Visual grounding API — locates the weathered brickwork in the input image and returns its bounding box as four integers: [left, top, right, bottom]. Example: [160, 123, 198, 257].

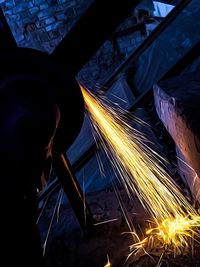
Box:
[0, 0, 92, 53]
[0, 0, 153, 87]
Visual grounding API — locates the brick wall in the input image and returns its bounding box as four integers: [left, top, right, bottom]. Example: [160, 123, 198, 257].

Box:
[0, 0, 92, 53]
[0, 0, 153, 87]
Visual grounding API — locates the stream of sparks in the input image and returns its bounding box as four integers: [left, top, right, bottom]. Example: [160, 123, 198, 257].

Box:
[80, 85, 200, 255]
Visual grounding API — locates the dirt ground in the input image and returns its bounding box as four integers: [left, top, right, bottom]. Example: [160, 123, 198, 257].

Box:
[38, 183, 200, 267]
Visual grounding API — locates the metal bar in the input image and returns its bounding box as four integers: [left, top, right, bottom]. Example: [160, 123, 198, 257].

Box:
[39, 40, 200, 204]
[38, 179, 61, 203]
[53, 153, 95, 235]
[52, 0, 141, 75]
[129, 40, 200, 111]
[0, 8, 17, 48]
[74, 42, 200, 186]
[112, 22, 146, 38]
[51, 0, 142, 233]
[104, 0, 191, 89]
[50, 0, 188, 234]
[42, 0, 191, 232]
[73, 40, 200, 173]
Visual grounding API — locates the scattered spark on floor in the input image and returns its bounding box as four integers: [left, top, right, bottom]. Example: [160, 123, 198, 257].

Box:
[42, 189, 63, 256]
[93, 218, 119, 226]
[57, 188, 64, 223]
[80, 85, 200, 259]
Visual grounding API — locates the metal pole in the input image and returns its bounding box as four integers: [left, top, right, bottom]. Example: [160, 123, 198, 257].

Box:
[53, 153, 95, 235]
[40, 40, 200, 206]
[52, 0, 141, 74]
[104, 0, 191, 89]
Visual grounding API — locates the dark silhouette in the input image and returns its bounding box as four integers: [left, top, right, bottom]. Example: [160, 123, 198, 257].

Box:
[0, 48, 84, 267]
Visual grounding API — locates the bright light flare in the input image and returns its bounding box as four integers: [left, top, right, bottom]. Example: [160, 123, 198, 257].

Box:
[80, 85, 200, 256]
[129, 215, 200, 258]
[104, 254, 111, 267]
[146, 215, 200, 252]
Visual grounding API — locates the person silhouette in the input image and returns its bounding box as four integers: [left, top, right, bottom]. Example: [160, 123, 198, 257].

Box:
[0, 48, 84, 266]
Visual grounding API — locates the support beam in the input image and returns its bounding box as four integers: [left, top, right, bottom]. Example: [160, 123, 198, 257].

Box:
[53, 154, 95, 235]
[104, 0, 191, 89]
[39, 35, 200, 207]
[52, 0, 141, 75]
[51, 0, 141, 233]
[130, 40, 200, 111]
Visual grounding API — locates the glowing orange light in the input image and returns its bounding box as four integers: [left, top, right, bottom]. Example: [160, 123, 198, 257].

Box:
[80, 85, 200, 255]
[104, 254, 111, 267]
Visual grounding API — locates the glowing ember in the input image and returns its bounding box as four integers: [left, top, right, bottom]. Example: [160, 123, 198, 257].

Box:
[104, 254, 111, 267]
[80, 85, 200, 257]
[129, 215, 200, 258]
[146, 215, 200, 252]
